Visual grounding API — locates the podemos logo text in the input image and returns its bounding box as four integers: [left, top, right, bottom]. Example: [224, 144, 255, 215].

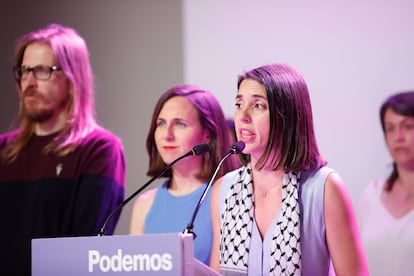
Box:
[88, 249, 173, 272]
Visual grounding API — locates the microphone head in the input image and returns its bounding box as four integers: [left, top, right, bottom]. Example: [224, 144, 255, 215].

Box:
[192, 143, 210, 156]
[231, 141, 245, 154]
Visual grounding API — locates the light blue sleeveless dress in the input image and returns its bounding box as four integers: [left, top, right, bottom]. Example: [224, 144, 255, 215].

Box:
[145, 180, 212, 265]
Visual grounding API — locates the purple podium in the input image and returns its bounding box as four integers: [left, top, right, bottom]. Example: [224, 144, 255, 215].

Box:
[32, 233, 219, 275]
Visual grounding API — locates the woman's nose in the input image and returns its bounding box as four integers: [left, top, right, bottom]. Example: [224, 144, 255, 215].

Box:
[395, 128, 405, 141]
[239, 108, 251, 123]
[164, 125, 174, 141]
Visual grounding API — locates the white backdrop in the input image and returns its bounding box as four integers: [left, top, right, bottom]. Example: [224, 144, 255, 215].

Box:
[0, 0, 413, 235]
[182, 0, 414, 204]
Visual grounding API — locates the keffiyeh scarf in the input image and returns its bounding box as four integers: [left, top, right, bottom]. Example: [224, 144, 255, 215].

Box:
[220, 164, 302, 275]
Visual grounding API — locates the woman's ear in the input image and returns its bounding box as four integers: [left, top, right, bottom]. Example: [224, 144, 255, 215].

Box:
[203, 129, 211, 143]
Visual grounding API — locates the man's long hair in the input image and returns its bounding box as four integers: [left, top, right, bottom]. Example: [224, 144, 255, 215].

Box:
[2, 23, 98, 162]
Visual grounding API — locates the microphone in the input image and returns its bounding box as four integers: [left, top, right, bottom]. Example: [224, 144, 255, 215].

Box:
[98, 142, 210, 236]
[182, 141, 245, 238]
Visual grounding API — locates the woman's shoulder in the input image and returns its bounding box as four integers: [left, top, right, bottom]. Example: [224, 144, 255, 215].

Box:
[359, 178, 386, 203]
[224, 166, 244, 178]
[136, 180, 170, 200]
[132, 186, 161, 217]
[136, 187, 158, 202]
[212, 166, 245, 201]
[300, 166, 336, 188]
[221, 166, 245, 187]
[364, 178, 386, 191]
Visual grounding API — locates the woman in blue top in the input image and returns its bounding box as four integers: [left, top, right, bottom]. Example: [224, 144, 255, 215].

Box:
[130, 85, 239, 265]
[210, 64, 369, 275]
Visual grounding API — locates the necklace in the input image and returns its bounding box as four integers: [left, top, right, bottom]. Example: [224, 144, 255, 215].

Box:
[253, 171, 284, 197]
[398, 180, 414, 201]
[259, 175, 284, 197]
[261, 184, 280, 197]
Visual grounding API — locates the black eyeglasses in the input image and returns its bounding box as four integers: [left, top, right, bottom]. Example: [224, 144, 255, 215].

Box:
[13, 65, 62, 81]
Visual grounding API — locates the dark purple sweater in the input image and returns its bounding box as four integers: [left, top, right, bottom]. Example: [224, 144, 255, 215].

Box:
[0, 128, 126, 275]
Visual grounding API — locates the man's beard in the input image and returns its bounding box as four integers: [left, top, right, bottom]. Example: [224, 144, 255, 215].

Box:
[26, 106, 56, 123]
[22, 88, 70, 123]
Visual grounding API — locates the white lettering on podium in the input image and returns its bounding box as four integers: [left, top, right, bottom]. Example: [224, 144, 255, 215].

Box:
[88, 249, 173, 272]
[162, 253, 173, 270]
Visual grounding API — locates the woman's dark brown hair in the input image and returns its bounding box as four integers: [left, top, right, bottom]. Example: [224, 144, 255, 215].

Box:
[146, 85, 238, 181]
[237, 64, 326, 172]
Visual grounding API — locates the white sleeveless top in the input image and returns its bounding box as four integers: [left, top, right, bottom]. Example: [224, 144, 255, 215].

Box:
[359, 179, 414, 276]
[219, 166, 336, 276]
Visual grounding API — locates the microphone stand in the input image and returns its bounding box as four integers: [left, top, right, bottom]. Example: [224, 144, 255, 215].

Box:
[99, 149, 197, 236]
[182, 150, 234, 239]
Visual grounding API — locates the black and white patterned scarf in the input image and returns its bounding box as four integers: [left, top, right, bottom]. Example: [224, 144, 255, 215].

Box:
[220, 163, 301, 275]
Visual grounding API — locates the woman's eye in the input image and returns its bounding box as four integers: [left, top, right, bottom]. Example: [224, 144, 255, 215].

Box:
[176, 121, 187, 128]
[385, 126, 394, 133]
[255, 103, 266, 109]
[156, 121, 166, 127]
[404, 123, 414, 130]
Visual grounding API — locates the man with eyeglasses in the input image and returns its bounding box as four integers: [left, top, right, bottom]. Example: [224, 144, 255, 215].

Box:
[0, 24, 126, 275]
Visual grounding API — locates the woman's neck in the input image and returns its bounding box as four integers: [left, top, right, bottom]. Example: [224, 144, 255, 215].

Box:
[168, 166, 205, 196]
[251, 165, 284, 191]
[396, 165, 414, 191]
